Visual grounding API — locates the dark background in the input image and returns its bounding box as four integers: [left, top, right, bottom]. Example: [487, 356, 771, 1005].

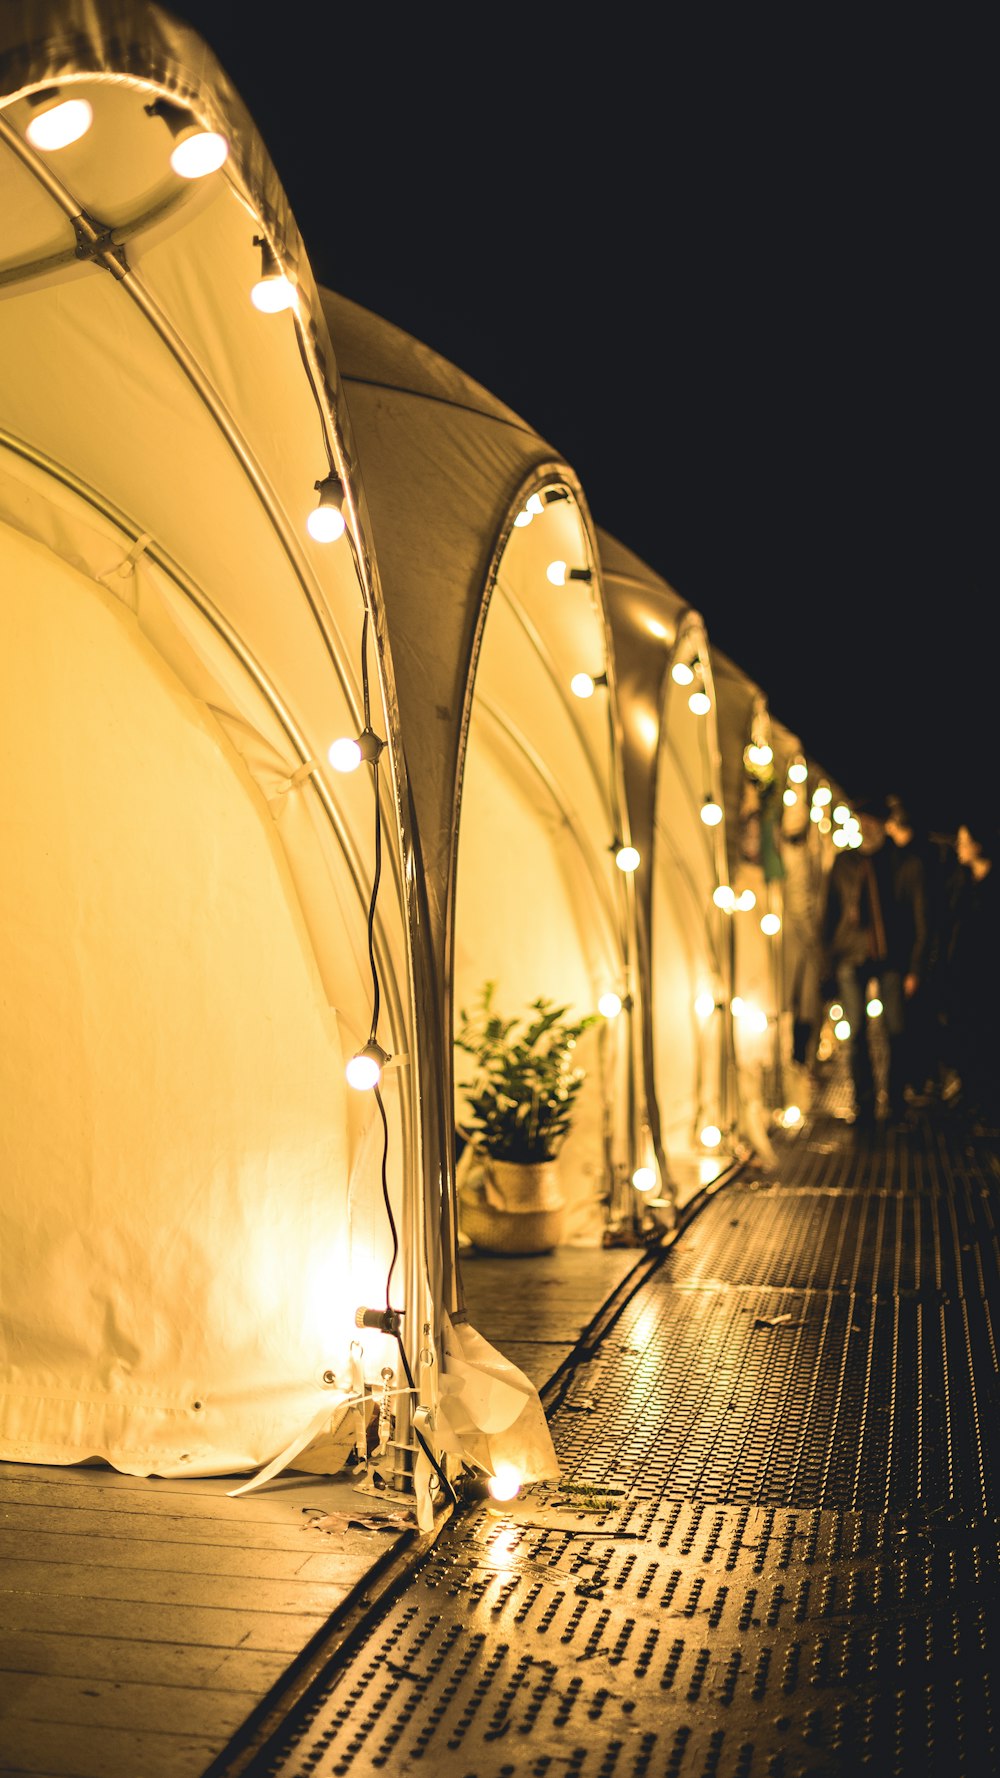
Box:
[175, 4, 992, 837]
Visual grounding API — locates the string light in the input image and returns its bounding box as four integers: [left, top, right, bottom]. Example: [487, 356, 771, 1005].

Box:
[614, 843, 640, 873]
[250, 236, 297, 312]
[694, 991, 716, 1019]
[700, 799, 723, 826]
[671, 660, 694, 685]
[307, 473, 346, 542]
[783, 789, 798, 807]
[832, 829, 848, 848]
[746, 1006, 769, 1034]
[834, 1019, 851, 1041]
[866, 997, 883, 1018]
[513, 508, 532, 528]
[346, 1040, 391, 1092]
[25, 93, 93, 150]
[526, 493, 545, 516]
[829, 1003, 844, 1021]
[487, 1462, 523, 1502]
[784, 1105, 803, 1127]
[700, 1125, 722, 1148]
[144, 97, 228, 178]
[328, 727, 385, 773]
[632, 1167, 656, 1192]
[598, 992, 623, 1018]
[813, 786, 832, 807]
[688, 689, 711, 716]
[731, 997, 745, 1017]
[713, 885, 736, 911]
[760, 913, 781, 936]
[833, 804, 851, 824]
[546, 560, 592, 585]
[735, 889, 757, 912]
[788, 761, 808, 784]
[744, 743, 773, 769]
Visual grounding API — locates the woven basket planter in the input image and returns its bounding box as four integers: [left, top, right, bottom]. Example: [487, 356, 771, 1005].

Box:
[462, 1157, 565, 1254]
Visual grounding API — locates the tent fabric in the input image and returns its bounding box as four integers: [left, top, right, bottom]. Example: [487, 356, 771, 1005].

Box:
[0, 1, 440, 1495]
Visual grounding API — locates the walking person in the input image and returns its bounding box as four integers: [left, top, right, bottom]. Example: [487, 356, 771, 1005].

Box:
[942, 817, 1000, 1133]
[820, 795, 927, 1132]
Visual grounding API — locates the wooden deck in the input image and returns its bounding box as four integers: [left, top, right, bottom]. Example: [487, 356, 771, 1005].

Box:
[0, 1460, 412, 1778]
[0, 1236, 662, 1777]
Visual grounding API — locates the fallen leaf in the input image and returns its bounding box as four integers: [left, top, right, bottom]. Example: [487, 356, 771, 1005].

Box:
[753, 1312, 795, 1328]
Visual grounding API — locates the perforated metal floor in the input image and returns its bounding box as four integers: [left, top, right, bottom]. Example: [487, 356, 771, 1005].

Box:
[220, 1108, 1000, 1777]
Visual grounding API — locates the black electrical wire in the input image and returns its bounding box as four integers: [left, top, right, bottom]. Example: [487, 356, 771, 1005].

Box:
[393, 1328, 459, 1506]
[366, 760, 382, 1043]
[373, 1083, 399, 1312]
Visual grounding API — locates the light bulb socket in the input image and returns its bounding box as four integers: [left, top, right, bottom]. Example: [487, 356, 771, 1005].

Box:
[355, 1305, 403, 1335]
[253, 233, 281, 280]
[356, 726, 385, 765]
[26, 86, 60, 108]
[567, 566, 592, 582]
[314, 472, 345, 512]
[144, 96, 194, 138]
[356, 1039, 391, 1071]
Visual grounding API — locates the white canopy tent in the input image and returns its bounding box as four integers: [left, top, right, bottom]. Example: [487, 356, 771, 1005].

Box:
[0, 0, 543, 1516]
[1, 0, 851, 1520]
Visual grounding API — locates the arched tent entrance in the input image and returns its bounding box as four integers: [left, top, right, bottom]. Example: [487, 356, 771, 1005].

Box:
[0, 2, 446, 1511]
[322, 296, 639, 1381]
[599, 532, 737, 1214]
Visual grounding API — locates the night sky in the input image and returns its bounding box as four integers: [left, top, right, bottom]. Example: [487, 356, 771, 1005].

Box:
[177, 5, 991, 836]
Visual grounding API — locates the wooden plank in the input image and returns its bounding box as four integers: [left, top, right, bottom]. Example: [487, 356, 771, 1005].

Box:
[0, 1469, 353, 1524]
[1, 1673, 259, 1736]
[0, 1629, 290, 1691]
[0, 1719, 219, 1778]
[2, 1591, 330, 1651]
[0, 1525, 386, 1585]
[0, 1499, 343, 1550]
[0, 1556, 349, 1615]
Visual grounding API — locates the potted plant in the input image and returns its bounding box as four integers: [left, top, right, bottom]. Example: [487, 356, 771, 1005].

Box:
[455, 983, 596, 1253]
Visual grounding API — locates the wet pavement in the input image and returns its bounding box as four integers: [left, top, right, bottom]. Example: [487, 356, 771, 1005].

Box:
[210, 1085, 1000, 1778]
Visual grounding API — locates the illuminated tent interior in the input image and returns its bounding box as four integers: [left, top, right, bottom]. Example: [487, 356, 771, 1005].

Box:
[0, 2, 451, 1502]
[599, 532, 737, 1211]
[322, 293, 639, 1253]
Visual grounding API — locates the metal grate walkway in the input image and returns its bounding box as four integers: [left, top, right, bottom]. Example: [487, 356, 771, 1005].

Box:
[217, 1107, 1000, 1778]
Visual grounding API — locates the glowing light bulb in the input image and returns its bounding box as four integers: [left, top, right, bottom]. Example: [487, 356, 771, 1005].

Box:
[784, 1104, 802, 1127]
[329, 737, 362, 773]
[866, 997, 883, 1018]
[671, 661, 694, 685]
[251, 273, 296, 313]
[736, 890, 757, 912]
[487, 1462, 523, 1502]
[647, 618, 669, 640]
[345, 1041, 390, 1091]
[307, 474, 346, 543]
[810, 806, 822, 824]
[632, 1167, 656, 1192]
[747, 1005, 769, 1034]
[526, 493, 545, 516]
[615, 846, 640, 872]
[513, 508, 532, 528]
[713, 885, 736, 911]
[819, 818, 832, 834]
[832, 829, 848, 848]
[788, 761, 808, 784]
[694, 991, 716, 1020]
[745, 743, 773, 769]
[829, 1004, 844, 1021]
[760, 913, 781, 936]
[848, 831, 863, 848]
[598, 992, 623, 1019]
[25, 97, 93, 150]
[170, 130, 228, 178]
[783, 789, 798, 806]
[834, 1019, 851, 1041]
[700, 1125, 722, 1149]
[571, 673, 596, 699]
[701, 800, 723, 826]
[688, 690, 711, 716]
[731, 997, 745, 1018]
[833, 804, 851, 824]
[546, 560, 568, 586]
[813, 786, 832, 806]
[756, 744, 773, 766]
